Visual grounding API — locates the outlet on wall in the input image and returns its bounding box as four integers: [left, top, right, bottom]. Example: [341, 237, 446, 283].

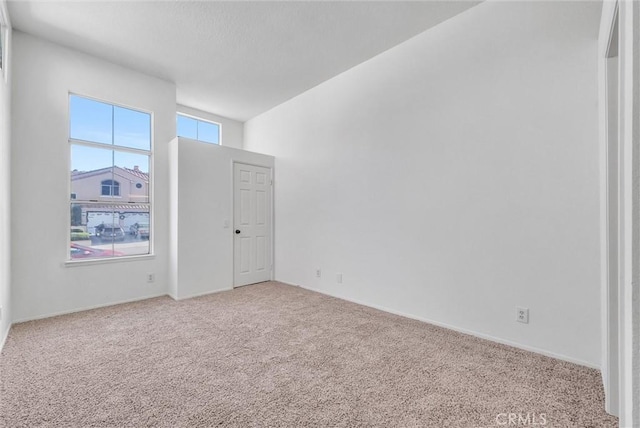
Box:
[147, 273, 155, 283]
[516, 307, 529, 324]
[316, 269, 321, 278]
[336, 273, 343, 284]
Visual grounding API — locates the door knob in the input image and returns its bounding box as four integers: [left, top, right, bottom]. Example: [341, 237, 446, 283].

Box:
[235, 230, 241, 234]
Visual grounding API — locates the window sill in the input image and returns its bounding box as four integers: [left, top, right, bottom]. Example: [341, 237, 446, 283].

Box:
[64, 254, 155, 268]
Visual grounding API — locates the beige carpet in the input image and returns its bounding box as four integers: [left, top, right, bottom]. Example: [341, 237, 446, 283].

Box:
[0, 282, 617, 427]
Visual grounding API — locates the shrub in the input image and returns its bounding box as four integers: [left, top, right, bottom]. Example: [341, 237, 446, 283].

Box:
[70, 232, 90, 241]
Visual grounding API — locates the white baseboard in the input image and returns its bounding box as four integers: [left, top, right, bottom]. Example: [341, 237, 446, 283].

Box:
[13, 292, 169, 324]
[13, 287, 235, 324]
[296, 283, 600, 370]
[0, 322, 11, 353]
[173, 287, 234, 301]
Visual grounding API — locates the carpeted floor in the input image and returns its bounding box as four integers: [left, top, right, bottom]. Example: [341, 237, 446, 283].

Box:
[0, 282, 617, 428]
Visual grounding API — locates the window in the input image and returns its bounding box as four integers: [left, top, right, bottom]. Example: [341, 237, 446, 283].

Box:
[69, 94, 152, 261]
[177, 114, 220, 144]
[101, 179, 120, 197]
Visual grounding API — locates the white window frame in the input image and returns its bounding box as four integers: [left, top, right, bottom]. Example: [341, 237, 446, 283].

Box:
[177, 113, 222, 145]
[66, 93, 154, 265]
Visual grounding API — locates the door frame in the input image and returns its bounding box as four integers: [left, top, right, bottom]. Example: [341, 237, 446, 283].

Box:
[598, 1, 640, 424]
[599, 0, 619, 416]
[231, 160, 274, 287]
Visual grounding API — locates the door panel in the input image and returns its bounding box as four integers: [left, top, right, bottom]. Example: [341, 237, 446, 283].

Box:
[239, 237, 251, 274]
[240, 189, 251, 225]
[233, 163, 272, 287]
[256, 191, 266, 225]
[256, 236, 266, 271]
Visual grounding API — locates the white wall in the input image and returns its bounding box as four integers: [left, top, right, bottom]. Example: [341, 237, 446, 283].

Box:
[245, 1, 602, 367]
[169, 137, 274, 299]
[11, 31, 175, 321]
[177, 105, 244, 150]
[0, 1, 12, 348]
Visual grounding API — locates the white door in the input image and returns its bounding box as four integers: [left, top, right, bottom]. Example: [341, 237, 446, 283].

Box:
[233, 163, 272, 287]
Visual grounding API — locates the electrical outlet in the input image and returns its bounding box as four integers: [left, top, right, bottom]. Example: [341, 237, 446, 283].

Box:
[516, 307, 529, 324]
[147, 273, 155, 283]
[336, 273, 343, 284]
[316, 269, 321, 278]
[0, 306, 2, 320]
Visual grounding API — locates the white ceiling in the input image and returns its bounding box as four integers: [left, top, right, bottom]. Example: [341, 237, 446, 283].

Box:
[8, 1, 480, 121]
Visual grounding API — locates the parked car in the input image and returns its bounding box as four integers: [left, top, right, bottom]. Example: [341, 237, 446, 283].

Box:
[96, 223, 125, 242]
[130, 222, 150, 239]
[70, 227, 90, 241]
[70, 243, 124, 259]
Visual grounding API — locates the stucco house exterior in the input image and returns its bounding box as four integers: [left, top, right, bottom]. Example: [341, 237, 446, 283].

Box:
[71, 166, 150, 231]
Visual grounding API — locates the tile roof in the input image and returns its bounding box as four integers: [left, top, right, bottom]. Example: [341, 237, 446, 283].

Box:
[123, 167, 149, 181]
[81, 204, 149, 211]
[71, 166, 149, 181]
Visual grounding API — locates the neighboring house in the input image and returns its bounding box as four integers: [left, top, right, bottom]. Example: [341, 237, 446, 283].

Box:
[71, 166, 150, 231]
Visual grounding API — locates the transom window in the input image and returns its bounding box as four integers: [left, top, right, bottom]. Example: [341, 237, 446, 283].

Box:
[69, 94, 152, 261]
[177, 114, 220, 144]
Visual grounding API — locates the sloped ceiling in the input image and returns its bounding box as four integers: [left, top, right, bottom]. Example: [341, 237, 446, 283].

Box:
[9, 1, 480, 121]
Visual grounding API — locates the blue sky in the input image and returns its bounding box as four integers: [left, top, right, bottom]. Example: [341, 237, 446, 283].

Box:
[71, 145, 149, 174]
[70, 95, 151, 172]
